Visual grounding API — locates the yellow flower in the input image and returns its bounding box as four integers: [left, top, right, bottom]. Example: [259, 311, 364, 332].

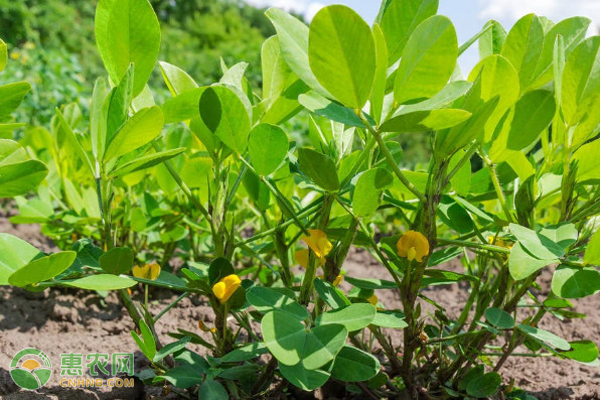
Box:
[396, 230, 429, 262]
[294, 249, 309, 269]
[212, 274, 241, 303]
[315, 274, 343, 286]
[10, 51, 19, 60]
[367, 294, 378, 306]
[302, 229, 333, 264]
[488, 236, 513, 249]
[332, 275, 343, 287]
[132, 263, 161, 280]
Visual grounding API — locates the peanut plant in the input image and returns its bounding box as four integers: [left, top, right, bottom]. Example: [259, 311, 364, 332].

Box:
[1, 0, 600, 399]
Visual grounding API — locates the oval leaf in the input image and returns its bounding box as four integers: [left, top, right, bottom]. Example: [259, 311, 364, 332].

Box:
[248, 124, 289, 176]
[261, 311, 306, 366]
[315, 303, 376, 332]
[394, 15, 458, 105]
[309, 5, 375, 109]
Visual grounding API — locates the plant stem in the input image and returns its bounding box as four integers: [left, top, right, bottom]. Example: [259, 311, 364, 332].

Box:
[358, 111, 426, 202]
[481, 152, 514, 223]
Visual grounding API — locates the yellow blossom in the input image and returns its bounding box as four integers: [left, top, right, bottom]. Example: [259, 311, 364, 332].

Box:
[332, 275, 343, 287]
[302, 229, 333, 264]
[488, 236, 513, 249]
[396, 230, 429, 262]
[212, 274, 241, 303]
[316, 274, 343, 286]
[367, 294, 378, 306]
[132, 263, 161, 280]
[294, 249, 309, 268]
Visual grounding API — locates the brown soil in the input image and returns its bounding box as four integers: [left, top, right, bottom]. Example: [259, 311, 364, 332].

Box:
[0, 220, 599, 399]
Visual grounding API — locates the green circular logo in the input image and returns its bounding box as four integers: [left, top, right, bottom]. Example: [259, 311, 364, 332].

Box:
[10, 348, 52, 390]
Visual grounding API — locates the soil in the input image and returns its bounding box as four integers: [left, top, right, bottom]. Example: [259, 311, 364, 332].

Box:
[0, 218, 599, 399]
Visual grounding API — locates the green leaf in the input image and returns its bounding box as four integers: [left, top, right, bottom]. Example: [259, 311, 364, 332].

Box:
[484, 307, 515, 329]
[315, 303, 376, 332]
[372, 311, 407, 328]
[308, 5, 375, 109]
[539, 223, 578, 250]
[279, 362, 330, 391]
[303, 324, 347, 370]
[297, 148, 339, 191]
[479, 20, 507, 59]
[153, 337, 190, 363]
[55, 109, 95, 177]
[466, 372, 502, 398]
[0, 159, 47, 198]
[561, 37, 600, 126]
[467, 54, 520, 143]
[573, 139, 600, 183]
[103, 65, 134, 157]
[0, 82, 31, 118]
[313, 278, 351, 309]
[132, 318, 156, 360]
[198, 379, 228, 400]
[108, 148, 185, 178]
[584, 230, 600, 265]
[95, 0, 161, 97]
[344, 276, 397, 290]
[394, 15, 458, 105]
[438, 195, 474, 234]
[159, 61, 198, 96]
[507, 90, 555, 151]
[380, 0, 438, 64]
[518, 324, 570, 351]
[530, 17, 590, 88]
[247, 286, 308, 320]
[551, 266, 600, 299]
[199, 86, 250, 155]
[216, 342, 267, 365]
[500, 14, 544, 91]
[560, 340, 599, 363]
[508, 242, 556, 281]
[353, 168, 393, 217]
[0, 38, 6, 72]
[298, 92, 365, 128]
[208, 257, 234, 286]
[371, 24, 387, 124]
[153, 366, 203, 389]
[509, 223, 565, 260]
[105, 106, 164, 161]
[99, 247, 134, 275]
[331, 346, 380, 382]
[248, 124, 288, 176]
[261, 36, 290, 100]
[448, 150, 471, 196]
[380, 109, 471, 133]
[63, 274, 136, 290]
[265, 8, 330, 98]
[9, 252, 76, 287]
[161, 87, 204, 124]
[261, 311, 306, 366]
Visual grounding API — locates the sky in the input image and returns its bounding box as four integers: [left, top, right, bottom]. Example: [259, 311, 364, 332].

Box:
[245, 0, 600, 74]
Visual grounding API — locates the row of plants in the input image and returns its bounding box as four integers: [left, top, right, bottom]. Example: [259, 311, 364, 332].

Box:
[1, 0, 600, 398]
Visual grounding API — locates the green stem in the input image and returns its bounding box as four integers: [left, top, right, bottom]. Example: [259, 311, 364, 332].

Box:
[154, 292, 190, 322]
[358, 112, 426, 202]
[237, 155, 310, 235]
[482, 152, 514, 223]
